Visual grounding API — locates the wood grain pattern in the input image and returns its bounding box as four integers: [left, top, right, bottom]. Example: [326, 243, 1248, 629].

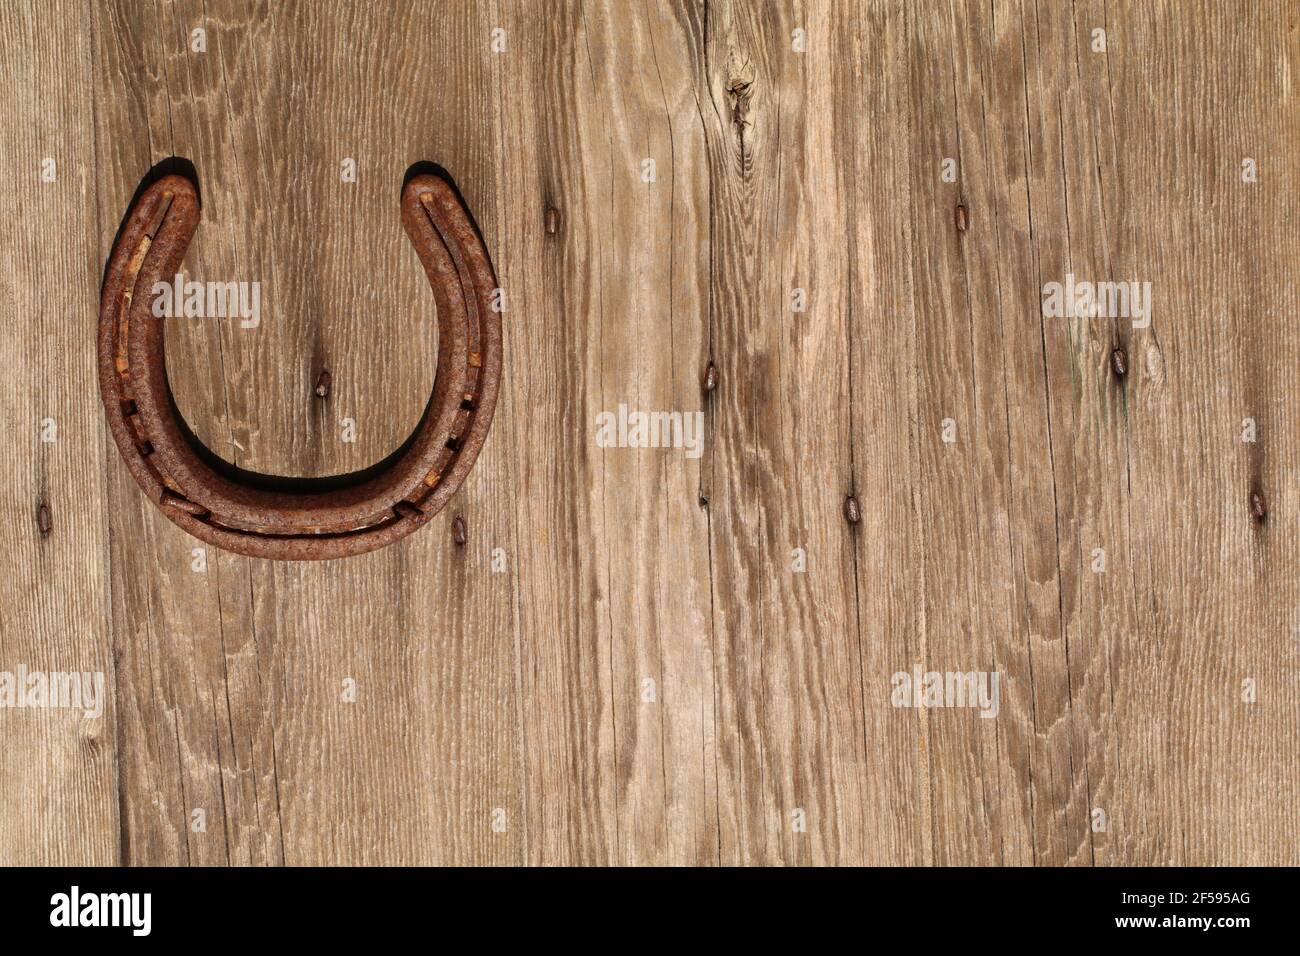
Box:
[0, 0, 1296, 865]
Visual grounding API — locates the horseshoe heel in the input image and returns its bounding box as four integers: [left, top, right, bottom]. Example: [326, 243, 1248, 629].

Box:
[98, 170, 502, 560]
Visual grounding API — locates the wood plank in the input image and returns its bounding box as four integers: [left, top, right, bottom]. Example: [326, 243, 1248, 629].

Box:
[0, 0, 117, 867]
[91, 0, 523, 865]
[0, 0, 1296, 866]
[698, 0, 871, 865]
[1097, 0, 1300, 864]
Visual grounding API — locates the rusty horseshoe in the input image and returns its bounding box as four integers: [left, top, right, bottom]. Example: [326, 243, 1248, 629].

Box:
[98, 168, 502, 561]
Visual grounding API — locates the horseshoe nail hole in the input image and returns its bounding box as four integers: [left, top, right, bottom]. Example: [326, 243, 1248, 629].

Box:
[121, 399, 139, 417]
[138, 441, 154, 457]
[459, 398, 476, 412]
[393, 500, 424, 521]
[446, 435, 462, 452]
[160, 489, 209, 516]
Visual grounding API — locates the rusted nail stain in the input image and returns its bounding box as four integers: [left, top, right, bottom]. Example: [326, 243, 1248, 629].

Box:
[1111, 347, 1128, 379]
[37, 501, 52, 536]
[314, 368, 332, 399]
[545, 207, 560, 236]
[843, 494, 862, 526]
[955, 203, 969, 233]
[703, 360, 719, 393]
[1250, 489, 1267, 523]
[452, 515, 467, 546]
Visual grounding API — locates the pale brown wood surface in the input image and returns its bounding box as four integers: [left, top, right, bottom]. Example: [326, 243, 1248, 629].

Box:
[1, 0, 1296, 865]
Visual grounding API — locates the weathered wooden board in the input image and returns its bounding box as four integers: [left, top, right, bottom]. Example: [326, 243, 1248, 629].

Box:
[1, 0, 1296, 866]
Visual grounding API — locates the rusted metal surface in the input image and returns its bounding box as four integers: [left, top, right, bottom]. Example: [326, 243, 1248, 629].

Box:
[1111, 346, 1128, 379]
[98, 170, 502, 560]
[702, 360, 718, 394]
[843, 494, 862, 526]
